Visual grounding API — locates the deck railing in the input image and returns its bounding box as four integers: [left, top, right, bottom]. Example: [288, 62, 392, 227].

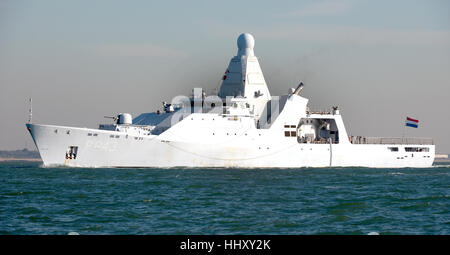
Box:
[350, 136, 434, 145]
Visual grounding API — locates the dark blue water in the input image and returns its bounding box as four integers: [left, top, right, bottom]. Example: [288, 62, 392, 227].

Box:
[1, 161, 449, 235]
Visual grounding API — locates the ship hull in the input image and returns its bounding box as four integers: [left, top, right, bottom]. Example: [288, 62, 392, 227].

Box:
[27, 124, 435, 168]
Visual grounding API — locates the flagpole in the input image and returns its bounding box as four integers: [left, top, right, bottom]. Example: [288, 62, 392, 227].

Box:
[402, 115, 406, 144]
[402, 116, 406, 144]
[28, 98, 33, 124]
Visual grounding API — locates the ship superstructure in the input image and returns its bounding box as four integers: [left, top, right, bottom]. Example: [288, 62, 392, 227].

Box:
[26, 33, 435, 168]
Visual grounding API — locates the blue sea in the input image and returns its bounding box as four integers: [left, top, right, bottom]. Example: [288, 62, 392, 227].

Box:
[0, 161, 449, 235]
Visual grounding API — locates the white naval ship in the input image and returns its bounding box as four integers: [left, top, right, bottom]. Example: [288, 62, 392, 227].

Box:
[26, 33, 435, 168]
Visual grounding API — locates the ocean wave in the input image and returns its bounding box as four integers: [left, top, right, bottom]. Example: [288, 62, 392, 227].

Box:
[388, 172, 405, 175]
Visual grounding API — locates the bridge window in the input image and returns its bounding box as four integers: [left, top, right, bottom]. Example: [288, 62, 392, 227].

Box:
[405, 147, 429, 152]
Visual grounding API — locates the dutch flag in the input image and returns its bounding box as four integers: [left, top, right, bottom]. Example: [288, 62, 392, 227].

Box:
[406, 117, 419, 128]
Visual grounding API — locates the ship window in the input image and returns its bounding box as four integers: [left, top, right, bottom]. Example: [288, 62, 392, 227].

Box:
[290, 125, 296, 128]
[388, 147, 398, 152]
[115, 135, 120, 138]
[110, 135, 114, 138]
[290, 131, 296, 136]
[93, 134, 98, 137]
[285, 131, 290, 137]
[405, 147, 429, 152]
[88, 133, 92, 136]
[284, 125, 290, 128]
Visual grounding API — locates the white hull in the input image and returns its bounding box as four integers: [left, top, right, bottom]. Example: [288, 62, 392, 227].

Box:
[27, 123, 435, 168]
[26, 33, 435, 168]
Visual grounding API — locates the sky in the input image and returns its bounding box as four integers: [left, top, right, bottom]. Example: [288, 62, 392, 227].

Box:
[1, 0, 449, 153]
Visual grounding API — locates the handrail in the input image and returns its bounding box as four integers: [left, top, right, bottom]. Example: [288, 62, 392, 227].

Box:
[349, 136, 434, 145]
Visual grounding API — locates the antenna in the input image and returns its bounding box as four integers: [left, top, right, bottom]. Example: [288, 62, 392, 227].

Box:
[28, 98, 33, 124]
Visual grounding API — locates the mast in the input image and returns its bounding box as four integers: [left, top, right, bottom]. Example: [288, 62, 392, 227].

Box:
[218, 33, 271, 118]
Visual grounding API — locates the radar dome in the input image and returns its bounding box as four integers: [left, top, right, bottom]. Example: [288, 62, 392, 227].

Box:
[237, 33, 255, 56]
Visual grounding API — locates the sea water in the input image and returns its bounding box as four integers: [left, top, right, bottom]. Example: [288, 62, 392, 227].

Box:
[0, 161, 449, 235]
